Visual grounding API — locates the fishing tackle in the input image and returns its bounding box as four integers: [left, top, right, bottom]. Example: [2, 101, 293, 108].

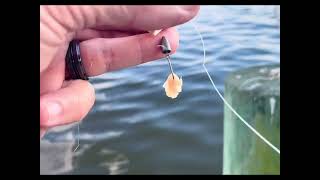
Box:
[159, 36, 183, 99]
[159, 36, 175, 79]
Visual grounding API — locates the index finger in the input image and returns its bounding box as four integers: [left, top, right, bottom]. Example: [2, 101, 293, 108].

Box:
[97, 5, 200, 31]
[45, 5, 200, 32]
[79, 27, 179, 76]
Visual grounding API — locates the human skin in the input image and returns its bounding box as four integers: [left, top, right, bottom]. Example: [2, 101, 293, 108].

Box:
[40, 5, 200, 138]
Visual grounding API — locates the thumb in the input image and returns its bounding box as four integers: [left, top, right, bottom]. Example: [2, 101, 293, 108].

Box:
[40, 80, 95, 129]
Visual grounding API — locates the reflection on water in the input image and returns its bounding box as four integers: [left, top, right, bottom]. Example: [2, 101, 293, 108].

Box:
[40, 140, 74, 174]
[70, 144, 129, 175]
[40, 5, 280, 174]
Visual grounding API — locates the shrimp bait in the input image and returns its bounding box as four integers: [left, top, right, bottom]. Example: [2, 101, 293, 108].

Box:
[163, 73, 183, 99]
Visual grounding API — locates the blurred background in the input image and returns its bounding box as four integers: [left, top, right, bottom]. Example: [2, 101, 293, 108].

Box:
[40, 5, 280, 175]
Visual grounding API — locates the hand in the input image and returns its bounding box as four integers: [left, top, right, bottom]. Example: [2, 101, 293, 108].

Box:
[40, 5, 200, 138]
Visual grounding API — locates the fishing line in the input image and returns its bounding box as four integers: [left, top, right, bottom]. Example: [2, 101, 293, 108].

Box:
[73, 121, 81, 152]
[191, 22, 280, 155]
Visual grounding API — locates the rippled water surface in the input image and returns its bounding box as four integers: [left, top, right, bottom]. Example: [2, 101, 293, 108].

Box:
[40, 6, 280, 175]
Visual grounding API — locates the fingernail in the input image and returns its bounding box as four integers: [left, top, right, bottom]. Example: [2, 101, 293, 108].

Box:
[46, 101, 62, 120]
[181, 5, 198, 11]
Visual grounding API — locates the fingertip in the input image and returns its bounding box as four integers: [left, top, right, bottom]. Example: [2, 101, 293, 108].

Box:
[39, 80, 96, 128]
[179, 6, 200, 24]
[183, 6, 200, 16]
[165, 27, 179, 55]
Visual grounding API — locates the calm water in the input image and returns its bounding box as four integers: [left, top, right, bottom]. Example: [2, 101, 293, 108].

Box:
[40, 6, 280, 175]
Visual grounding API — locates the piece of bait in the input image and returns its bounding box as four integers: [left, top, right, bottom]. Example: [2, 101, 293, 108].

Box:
[163, 73, 183, 99]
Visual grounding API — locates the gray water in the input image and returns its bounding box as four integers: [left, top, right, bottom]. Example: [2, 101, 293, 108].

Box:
[40, 6, 280, 175]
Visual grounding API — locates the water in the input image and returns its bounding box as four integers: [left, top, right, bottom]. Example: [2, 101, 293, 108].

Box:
[40, 6, 280, 175]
